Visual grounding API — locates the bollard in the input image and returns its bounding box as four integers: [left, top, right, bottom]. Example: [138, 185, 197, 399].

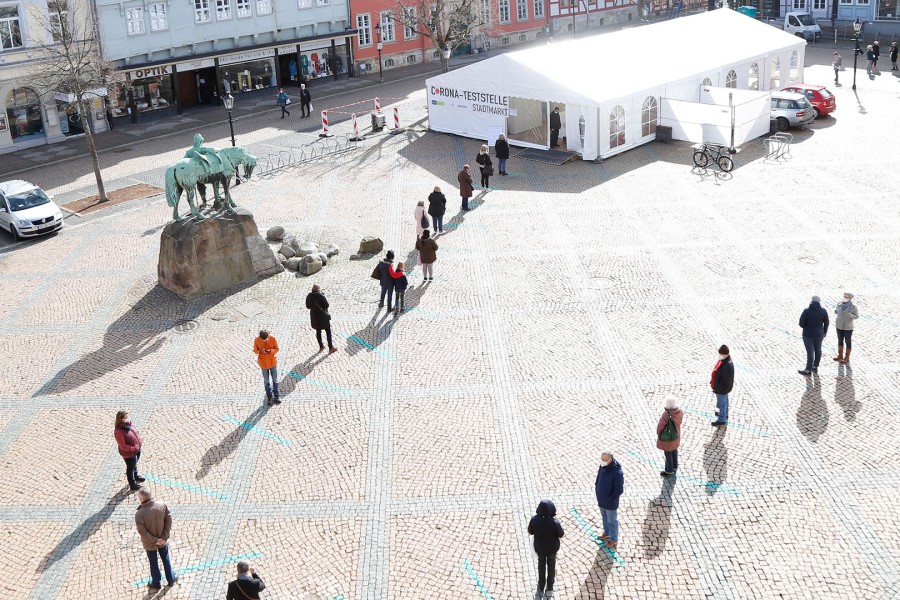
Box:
[319, 110, 329, 138]
[349, 112, 364, 141]
[374, 97, 381, 113]
[389, 106, 401, 135]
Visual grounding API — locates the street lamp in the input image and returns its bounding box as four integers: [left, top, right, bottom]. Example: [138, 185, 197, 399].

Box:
[223, 93, 236, 147]
[851, 18, 862, 91]
[442, 45, 451, 73]
[376, 21, 384, 83]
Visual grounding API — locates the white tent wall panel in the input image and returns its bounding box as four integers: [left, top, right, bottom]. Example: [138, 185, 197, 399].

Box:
[659, 99, 733, 146]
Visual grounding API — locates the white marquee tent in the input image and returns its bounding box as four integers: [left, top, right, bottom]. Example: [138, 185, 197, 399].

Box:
[425, 9, 807, 160]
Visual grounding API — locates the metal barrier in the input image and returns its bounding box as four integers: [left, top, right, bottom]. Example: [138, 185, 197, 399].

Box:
[764, 132, 793, 161]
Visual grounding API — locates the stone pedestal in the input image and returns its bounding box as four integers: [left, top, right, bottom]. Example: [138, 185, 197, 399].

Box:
[158, 207, 284, 300]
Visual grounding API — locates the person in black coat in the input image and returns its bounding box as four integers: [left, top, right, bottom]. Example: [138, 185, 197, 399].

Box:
[550, 107, 561, 148]
[798, 295, 829, 376]
[475, 144, 493, 190]
[306, 284, 336, 353]
[226, 561, 265, 600]
[494, 133, 510, 175]
[528, 499, 564, 598]
[427, 186, 447, 233]
[376, 250, 395, 311]
[299, 84, 312, 118]
[711, 344, 734, 427]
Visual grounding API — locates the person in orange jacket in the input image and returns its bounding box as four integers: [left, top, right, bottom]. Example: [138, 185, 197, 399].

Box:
[253, 329, 280, 405]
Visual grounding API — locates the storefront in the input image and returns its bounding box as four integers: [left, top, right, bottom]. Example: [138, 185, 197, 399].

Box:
[298, 38, 350, 82]
[5, 87, 45, 143]
[174, 58, 218, 109]
[112, 65, 177, 125]
[219, 49, 277, 98]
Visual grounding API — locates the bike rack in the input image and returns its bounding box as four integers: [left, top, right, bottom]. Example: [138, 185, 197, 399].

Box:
[254, 134, 361, 178]
[764, 132, 793, 161]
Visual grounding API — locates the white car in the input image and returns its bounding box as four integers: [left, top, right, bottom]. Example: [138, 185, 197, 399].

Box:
[0, 180, 64, 240]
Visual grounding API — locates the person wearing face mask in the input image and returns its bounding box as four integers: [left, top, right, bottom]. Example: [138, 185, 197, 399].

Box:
[798, 296, 829, 376]
[253, 329, 280, 405]
[710, 345, 734, 427]
[833, 292, 859, 365]
[114, 410, 144, 491]
[594, 452, 624, 550]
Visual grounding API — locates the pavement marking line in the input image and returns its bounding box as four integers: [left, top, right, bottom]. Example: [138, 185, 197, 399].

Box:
[861, 314, 900, 328]
[626, 451, 739, 495]
[568, 507, 626, 568]
[462, 558, 496, 600]
[220, 415, 293, 445]
[402, 307, 441, 317]
[287, 372, 356, 395]
[683, 406, 772, 437]
[131, 551, 263, 586]
[141, 473, 229, 501]
[342, 333, 396, 360]
[733, 361, 808, 390]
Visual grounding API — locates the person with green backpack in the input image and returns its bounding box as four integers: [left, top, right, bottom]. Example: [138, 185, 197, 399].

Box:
[656, 395, 684, 478]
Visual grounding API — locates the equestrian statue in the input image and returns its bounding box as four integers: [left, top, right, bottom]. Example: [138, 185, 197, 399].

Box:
[164, 134, 258, 222]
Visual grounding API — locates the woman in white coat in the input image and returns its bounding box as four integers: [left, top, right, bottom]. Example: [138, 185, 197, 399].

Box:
[414, 200, 428, 239]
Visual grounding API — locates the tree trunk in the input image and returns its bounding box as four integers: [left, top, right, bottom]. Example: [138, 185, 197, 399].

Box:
[441, 54, 449, 73]
[79, 97, 108, 202]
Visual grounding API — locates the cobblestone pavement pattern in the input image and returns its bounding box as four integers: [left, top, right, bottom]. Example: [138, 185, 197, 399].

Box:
[1, 55, 899, 600]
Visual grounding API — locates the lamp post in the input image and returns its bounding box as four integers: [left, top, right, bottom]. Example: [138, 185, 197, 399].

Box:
[376, 22, 384, 83]
[851, 18, 862, 91]
[442, 45, 451, 73]
[223, 93, 236, 147]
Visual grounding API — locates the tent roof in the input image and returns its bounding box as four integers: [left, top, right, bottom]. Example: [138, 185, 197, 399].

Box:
[427, 9, 806, 107]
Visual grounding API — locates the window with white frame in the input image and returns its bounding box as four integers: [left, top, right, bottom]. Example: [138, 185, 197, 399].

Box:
[149, 2, 167, 29]
[725, 69, 737, 88]
[812, 0, 825, 8]
[838, 0, 852, 4]
[315, 0, 328, 5]
[609, 105, 626, 148]
[792, 0, 805, 9]
[499, 0, 511, 22]
[0, 5, 22, 49]
[257, 0, 271, 14]
[770, 56, 781, 89]
[403, 7, 417, 39]
[517, 0, 527, 19]
[534, 0, 544, 18]
[48, 0, 68, 42]
[126, 7, 145, 34]
[357, 13, 372, 46]
[480, 0, 491, 23]
[298, 0, 311, 7]
[380, 11, 395, 42]
[194, 0, 211, 22]
[216, 0, 231, 20]
[856, 0, 868, 5]
[749, 62, 759, 90]
[236, 0, 251, 17]
[641, 96, 657, 137]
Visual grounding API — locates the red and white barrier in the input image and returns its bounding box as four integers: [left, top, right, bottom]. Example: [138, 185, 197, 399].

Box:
[320, 110, 329, 137]
[393, 107, 399, 130]
[374, 97, 381, 113]
[351, 113, 359, 138]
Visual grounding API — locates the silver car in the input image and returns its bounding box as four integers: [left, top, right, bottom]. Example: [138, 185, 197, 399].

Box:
[770, 91, 816, 132]
[0, 180, 64, 240]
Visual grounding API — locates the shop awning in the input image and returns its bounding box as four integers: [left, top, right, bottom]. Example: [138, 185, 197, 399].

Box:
[53, 87, 108, 103]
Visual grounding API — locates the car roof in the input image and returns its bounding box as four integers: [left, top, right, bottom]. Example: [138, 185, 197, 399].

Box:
[771, 91, 807, 100]
[782, 84, 826, 92]
[0, 180, 40, 196]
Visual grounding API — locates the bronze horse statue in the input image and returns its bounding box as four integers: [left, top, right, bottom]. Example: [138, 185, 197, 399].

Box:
[164, 146, 258, 221]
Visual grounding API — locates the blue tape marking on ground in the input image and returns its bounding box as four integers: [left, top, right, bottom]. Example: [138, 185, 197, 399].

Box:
[626, 451, 739, 495]
[132, 551, 263, 586]
[343, 334, 396, 360]
[221, 415, 293, 445]
[682, 407, 771, 437]
[569, 507, 627, 567]
[403, 307, 441, 317]
[861, 314, 900, 328]
[141, 474, 228, 500]
[462, 559, 495, 600]
[287, 372, 356, 395]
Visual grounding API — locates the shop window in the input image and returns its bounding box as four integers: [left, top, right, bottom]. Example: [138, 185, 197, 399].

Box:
[519, 34, 527, 41]
[406, 54, 416, 63]
[222, 59, 276, 92]
[517, 0, 528, 20]
[48, 0, 68, 42]
[748, 62, 759, 90]
[300, 48, 336, 78]
[725, 69, 737, 88]
[385, 58, 394, 67]
[149, 2, 168, 29]
[770, 56, 780, 89]
[0, 5, 22, 49]
[609, 105, 625, 148]
[380, 12, 395, 42]
[194, 0, 211, 22]
[126, 7, 145, 35]
[6, 88, 45, 142]
[534, 0, 544, 17]
[403, 7, 417, 39]
[357, 13, 371, 47]
[789, 50, 799, 82]
[876, 0, 894, 18]
[113, 75, 174, 115]
[236, 0, 251, 16]
[56, 100, 85, 136]
[641, 96, 657, 137]
[256, 0, 271, 14]
[216, 0, 232, 20]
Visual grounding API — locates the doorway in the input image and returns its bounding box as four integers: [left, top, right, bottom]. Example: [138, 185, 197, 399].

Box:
[176, 72, 199, 108]
[506, 97, 548, 148]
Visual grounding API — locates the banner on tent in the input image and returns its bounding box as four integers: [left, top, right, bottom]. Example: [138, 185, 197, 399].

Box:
[429, 85, 510, 116]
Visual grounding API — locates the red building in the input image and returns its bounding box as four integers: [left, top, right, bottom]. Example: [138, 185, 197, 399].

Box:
[350, 0, 553, 75]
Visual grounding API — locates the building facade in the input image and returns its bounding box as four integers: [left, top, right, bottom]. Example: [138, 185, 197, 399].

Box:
[93, 0, 355, 126]
[548, 0, 640, 35]
[1, 0, 109, 155]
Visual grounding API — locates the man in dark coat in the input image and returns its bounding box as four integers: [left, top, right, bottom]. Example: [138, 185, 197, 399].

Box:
[711, 344, 734, 427]
[226, 561, 265, 600]
[594, 453, 624, 549]
[799, 295, 829, 376]
[457, 165, 473, 211]
[528, 499, 564, 597]
[549, 107, 561, 148]
[299, 84, 312, 118]
[306, 284, 336, 353]
[377, 250, 396, 311]
[494, 133, 510, 175]
[427, 186, 447, 233]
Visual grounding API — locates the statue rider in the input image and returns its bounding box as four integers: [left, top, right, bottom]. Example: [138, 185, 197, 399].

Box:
[185, 133, 224, 174]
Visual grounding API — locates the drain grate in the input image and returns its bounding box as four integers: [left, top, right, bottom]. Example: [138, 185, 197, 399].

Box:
[173, 319, 199, 333]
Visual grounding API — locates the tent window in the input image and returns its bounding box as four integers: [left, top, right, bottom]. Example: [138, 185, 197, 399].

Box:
[726, 69, 737, 88]
[749, 62, 759, 91]
[770, 56, 781, 89]
[789, 50, 800, 83]
[701, 77, 712, 87]
[641, 96, 657, 137]
[609, 105, 625, 149]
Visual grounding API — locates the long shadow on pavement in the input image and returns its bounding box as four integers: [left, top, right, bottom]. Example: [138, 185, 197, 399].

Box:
[575, 545, 615, 599]
[796, 373, 828, 443]
[641, 476, 675, 560]
[703, 426, 728, 496]
[196, 403, 268, 480]
[278, 350, 330, 399]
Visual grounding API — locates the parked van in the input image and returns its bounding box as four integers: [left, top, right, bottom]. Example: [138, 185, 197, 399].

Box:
[784, 12, 822, 39]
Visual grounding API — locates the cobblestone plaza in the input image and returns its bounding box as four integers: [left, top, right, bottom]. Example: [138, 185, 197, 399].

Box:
[1, 60, 899, 599]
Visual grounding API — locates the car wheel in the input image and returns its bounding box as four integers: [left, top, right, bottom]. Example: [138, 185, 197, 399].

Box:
[776, 117, 790, 132]
[813, 107, 821, 119]
[10, 224, 20, 241]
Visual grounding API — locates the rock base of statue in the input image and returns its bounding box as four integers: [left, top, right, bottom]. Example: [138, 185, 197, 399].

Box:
[158, 207, 284, 300]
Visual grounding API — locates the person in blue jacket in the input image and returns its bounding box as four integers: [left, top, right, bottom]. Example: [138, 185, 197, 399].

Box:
[528, 499, 564, 599]
[798, 295, 829, 376]
[595, 452, 624, 550]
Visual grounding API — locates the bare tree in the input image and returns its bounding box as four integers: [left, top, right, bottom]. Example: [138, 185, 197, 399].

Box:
[23, 1, 127, 202]
[396, 0, 490, 73]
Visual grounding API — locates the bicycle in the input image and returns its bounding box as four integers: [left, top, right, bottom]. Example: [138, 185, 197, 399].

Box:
[692, 142, 734, 172]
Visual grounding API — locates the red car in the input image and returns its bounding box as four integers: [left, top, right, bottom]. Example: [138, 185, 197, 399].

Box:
[780, 84, 836, 118]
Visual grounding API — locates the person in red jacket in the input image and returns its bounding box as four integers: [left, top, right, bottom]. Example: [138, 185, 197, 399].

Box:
[114, 410, 144, 491]
[656, 395, 684, 477]
[254, 330, 280, 405]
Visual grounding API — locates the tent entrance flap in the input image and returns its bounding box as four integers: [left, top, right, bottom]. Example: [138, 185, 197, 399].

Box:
[507, 97, 548, 149]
